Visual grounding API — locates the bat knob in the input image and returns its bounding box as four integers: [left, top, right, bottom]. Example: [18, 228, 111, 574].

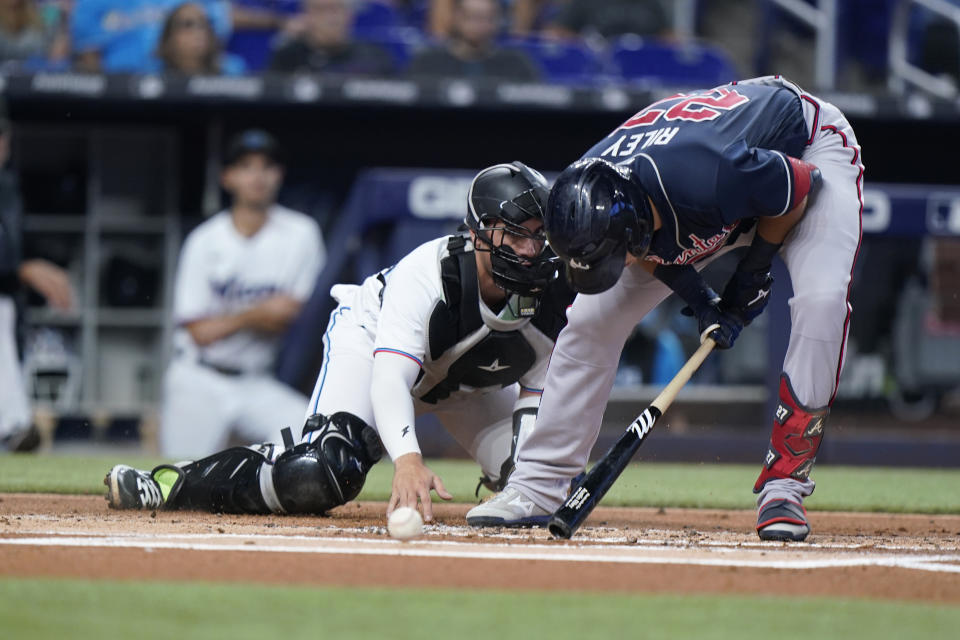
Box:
[548, 515, 574, 539]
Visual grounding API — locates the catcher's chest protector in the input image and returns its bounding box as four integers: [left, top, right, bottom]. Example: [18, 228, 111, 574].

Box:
[417, 236, 572, 404]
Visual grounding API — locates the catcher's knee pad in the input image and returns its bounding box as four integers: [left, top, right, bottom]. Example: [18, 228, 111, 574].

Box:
[754, 374, 828, 493]
[268, 412, 384, 514]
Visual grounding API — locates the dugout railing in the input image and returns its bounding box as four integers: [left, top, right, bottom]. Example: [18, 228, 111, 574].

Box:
[889, 0, 960, 98]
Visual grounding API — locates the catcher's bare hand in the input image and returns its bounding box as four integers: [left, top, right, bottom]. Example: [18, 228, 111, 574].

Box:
[388, 453, 452, 523]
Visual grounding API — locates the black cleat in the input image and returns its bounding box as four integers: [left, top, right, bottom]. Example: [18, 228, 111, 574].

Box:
[104, 465, 164, 510]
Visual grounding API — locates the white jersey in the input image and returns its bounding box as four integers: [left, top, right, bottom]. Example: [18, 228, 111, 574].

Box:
[335, 235, 570, 402]
[308, 234, 575, 466]
[172, 205, 325, 373]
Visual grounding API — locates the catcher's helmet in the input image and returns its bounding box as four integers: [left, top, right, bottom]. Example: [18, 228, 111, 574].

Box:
[545, 158, 653, 294]
[465, 162, 557, 297]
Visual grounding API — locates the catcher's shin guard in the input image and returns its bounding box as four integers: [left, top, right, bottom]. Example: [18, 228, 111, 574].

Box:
[754, 374, 828, 493]
[161, 447, 275, 514]
[160, 413, 384, 515]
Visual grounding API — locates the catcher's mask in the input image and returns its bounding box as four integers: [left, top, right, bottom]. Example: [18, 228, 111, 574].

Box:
[465, 162, 559, 310]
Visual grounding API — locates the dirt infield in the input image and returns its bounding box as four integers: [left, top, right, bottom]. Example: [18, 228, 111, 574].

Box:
[2, 494, 959, 602]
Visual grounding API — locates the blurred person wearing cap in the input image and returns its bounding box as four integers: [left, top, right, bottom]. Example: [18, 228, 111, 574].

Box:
[0, 111, 74, 452]
[159, 129, 325, 458]
[267, 0, 394, 76]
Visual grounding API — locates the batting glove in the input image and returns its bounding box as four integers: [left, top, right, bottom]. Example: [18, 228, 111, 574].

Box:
[683, 301, 743, 349]
[720, 268, 773, 326]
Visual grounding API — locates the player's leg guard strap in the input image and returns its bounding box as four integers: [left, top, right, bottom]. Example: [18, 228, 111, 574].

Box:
[753, 374, 828, 493]
[160, 447, 273, 514]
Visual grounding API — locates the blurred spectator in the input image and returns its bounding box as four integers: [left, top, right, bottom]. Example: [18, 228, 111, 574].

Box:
[71, 0, 232, 73]
[408, 0, 539, 80]
[0, 109, 75, 452]
[430, 0, 556, 38]
[544, 0, 671, 41]
[509, 0, 553, 37]
[268, 0, 395, 75]
[0, 0, 69, 66]
[150, 2, 246, 75]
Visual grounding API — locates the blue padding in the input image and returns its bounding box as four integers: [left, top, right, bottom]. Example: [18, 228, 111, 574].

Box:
[276, 168, 477, 388]
[352, 1, 404, 34]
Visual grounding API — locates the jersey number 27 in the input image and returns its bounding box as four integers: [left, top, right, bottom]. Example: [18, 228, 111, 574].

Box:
[622, 88, 750, 128]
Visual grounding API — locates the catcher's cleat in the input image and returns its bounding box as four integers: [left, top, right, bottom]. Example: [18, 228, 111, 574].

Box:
[104, 465, 164, 510]
[756, 498, 810, 541]
[466, 486, 550, 528]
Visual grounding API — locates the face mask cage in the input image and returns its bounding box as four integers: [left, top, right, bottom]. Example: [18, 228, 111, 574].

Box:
[474, 217, 559, 309]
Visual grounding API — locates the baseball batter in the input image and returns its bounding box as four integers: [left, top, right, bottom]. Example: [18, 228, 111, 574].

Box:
[106, 162, 575, 523]
[468, 76, 864, 541]
[160, 130, 325, 457]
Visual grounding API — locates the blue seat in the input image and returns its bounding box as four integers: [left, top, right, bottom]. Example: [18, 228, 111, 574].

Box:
[353, 1, 404, 35]
[504, 37, 606, 85]
[609, 37, 739, 88]
[227, 0, 301, 71]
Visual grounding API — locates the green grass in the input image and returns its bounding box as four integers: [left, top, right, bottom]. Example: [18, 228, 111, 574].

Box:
[0, 578, 957, 640]
[3, 453, 960, 513]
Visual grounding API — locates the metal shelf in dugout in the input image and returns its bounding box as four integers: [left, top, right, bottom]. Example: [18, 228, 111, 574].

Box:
[13, 125, 181, 442]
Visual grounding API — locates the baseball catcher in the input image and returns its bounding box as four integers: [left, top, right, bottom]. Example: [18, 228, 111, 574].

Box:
[105, 161, 575, 521]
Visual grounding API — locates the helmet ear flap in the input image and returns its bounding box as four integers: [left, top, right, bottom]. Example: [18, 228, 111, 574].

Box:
[622, 176, 653, 258]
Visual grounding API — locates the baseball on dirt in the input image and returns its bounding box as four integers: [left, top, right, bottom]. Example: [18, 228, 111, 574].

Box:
[387, 506, 424, 540]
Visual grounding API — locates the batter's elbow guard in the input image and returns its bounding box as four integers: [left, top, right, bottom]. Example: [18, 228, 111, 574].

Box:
[786, 156, 822, 211]
[754, 374, 828, 493]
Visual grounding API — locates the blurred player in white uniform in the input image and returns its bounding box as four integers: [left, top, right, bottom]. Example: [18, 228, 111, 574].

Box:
[160, 130, 325, 457]
[0, 115, 74, 452]
[105, 162, 576, 523]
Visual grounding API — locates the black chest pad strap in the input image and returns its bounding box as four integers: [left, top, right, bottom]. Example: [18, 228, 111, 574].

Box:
[429, 236, 483, 360]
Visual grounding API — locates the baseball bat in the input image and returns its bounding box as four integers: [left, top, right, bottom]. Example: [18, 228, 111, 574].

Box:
[547, 337, 716, 539]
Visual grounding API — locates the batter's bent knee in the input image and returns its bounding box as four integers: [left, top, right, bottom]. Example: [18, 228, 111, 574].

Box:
[789, 289, 849, 341]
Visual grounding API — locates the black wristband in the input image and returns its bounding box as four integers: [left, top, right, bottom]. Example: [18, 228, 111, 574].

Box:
[653, 263, 719, 312]
[739, 235, 782, 273]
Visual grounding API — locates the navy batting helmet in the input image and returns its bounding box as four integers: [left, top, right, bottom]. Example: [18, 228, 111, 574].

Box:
[465, 161, 558, 297]
[545, 158, 653, 294]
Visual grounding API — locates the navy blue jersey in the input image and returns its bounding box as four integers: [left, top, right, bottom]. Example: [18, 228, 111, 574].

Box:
[582, 81, 809, 265]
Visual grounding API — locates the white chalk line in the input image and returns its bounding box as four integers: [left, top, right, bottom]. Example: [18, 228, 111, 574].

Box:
[7, 519, 959, 553]
[10, 527, 959, 554]
[2, 531, 959, 574]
